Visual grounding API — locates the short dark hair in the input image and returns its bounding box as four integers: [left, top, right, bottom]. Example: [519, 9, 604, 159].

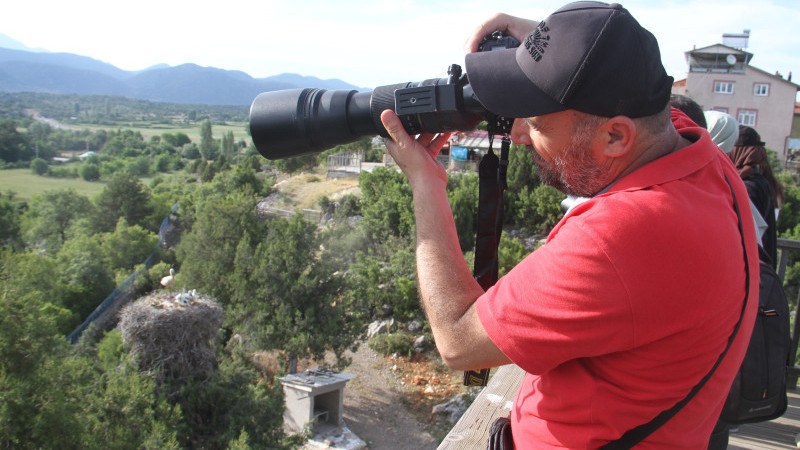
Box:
[669, 95, 707, 129]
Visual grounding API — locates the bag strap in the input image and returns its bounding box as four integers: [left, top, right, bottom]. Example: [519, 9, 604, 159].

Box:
[602, 175, 752, 449]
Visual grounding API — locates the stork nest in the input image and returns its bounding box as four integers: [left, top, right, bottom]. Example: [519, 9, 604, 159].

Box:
[118, 290, 224, 382]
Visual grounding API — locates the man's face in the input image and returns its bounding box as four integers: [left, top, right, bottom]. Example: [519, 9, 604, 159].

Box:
[510, 111, 610, 197]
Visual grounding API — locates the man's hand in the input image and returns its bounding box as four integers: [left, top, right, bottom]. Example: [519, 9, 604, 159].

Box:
[380, 109, 451, 188]
[464, 13, 538, 53]
[379, 109, 510, 371]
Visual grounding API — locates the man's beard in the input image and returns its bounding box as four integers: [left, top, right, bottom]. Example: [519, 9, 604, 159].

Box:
[528, 132, 610, 198]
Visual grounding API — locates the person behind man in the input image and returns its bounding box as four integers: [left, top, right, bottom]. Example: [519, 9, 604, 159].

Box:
[670, 94, 707, 129]
[730, 125, 782, 268]
[705, 112, 770, 244]
[379, 2, 759, 448]
[704, 111, 739, 155]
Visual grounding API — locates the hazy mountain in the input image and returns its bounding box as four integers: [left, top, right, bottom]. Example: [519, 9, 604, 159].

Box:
[0, 34, 48, 52]
[0, 60, 131, 96]
[0, 47, 131, 79]
[0, 43, 365, 105]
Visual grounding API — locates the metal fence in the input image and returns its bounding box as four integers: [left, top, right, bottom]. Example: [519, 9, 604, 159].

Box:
[326, 151, 363, 178]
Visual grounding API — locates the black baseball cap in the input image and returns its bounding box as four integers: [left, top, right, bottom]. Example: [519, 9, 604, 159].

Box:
[465, 2, 673, 119]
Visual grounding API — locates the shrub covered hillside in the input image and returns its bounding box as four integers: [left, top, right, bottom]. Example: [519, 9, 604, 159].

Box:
[2, 93, 800, 448]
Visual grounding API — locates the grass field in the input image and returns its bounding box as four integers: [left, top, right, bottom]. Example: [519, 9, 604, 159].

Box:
[0, 168, 108, 201]
[75, 122, 251, 144]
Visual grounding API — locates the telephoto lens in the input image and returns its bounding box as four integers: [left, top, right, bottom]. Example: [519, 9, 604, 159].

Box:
[249, 71, 486, 160]
[249, 88, 375, 160]
[249, 32, 521, 161]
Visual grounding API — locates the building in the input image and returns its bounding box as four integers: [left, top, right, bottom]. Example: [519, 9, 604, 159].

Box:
[672, 30, 799, 161]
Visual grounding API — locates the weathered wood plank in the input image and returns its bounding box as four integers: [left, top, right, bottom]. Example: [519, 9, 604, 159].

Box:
[728, 388, 800, 449]
[437, 372, 800, 449]
[437, 365, 525, 449]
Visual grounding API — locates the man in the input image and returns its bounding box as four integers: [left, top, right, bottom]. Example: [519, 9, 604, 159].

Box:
[380, 2, 759, 448]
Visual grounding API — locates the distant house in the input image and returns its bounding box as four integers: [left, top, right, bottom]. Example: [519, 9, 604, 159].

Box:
[671, 31, 799, 161]
[78, 151, 97, 160]
[788, 103, 800, 164]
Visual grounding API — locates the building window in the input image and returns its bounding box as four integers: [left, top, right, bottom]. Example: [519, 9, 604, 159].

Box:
[712, 107, 729, 114]
[714, 81, 735, 94]
[753, 83, 770, 96]
[738, 109, 757, 127]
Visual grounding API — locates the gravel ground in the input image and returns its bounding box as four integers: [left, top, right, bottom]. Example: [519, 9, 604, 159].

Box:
[340, 344, 439, 450]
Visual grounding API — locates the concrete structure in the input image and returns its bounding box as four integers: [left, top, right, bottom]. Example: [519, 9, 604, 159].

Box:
[326, 152, 363, 179]
[280, 368, 355, 434]
[672, 32, 799, 161]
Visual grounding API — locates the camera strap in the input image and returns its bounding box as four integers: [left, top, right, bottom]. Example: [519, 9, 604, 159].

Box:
[464, 133, 511, 387]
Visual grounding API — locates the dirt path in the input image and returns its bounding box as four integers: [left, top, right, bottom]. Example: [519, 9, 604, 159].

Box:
[341, 344, 439, 450]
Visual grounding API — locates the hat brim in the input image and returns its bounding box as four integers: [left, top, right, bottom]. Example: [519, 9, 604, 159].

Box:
[465, 48, 567, 118]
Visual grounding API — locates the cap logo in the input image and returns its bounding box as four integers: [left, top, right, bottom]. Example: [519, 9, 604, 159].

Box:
[524, 22, 550, 62]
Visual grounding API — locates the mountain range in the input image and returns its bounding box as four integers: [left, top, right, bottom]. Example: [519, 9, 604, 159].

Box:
[0, 34, 365, 106]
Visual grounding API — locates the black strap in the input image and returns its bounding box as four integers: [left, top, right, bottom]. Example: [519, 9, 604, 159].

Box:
[473, 138, 510, 290]
[603, 175, 751, 449]
[465, 135, 511, 387]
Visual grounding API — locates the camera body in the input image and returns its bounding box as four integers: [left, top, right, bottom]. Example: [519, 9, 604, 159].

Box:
[249, 33, 520, 160]
[477, 31, 521, 52]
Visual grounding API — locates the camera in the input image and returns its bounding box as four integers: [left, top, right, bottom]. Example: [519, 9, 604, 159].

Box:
[249, 33, 520, 160]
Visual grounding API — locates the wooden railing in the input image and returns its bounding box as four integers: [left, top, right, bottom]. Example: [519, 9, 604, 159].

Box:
[438, 238, 800, 449]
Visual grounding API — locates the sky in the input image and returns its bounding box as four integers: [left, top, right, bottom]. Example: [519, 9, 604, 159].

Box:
[3, 0, 800, 91]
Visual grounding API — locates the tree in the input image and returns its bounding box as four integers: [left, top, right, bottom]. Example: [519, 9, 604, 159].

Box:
[0, 255, 182, 448]
[221, 130, 235, 162]
[102, 129, 146, 157]
[231, 214, 357, 373]
[176, 191, 266, 302]
[161, 132, 191, 148]
[154, 154, 171, 173]
[2, 251, 78, 332]
[359, 167, 415, 239]
[0, 264, 81, 448]
[181, 142, 201, 160]
[56, 234, 117, 317]
[498, 233, 530, 276]
[0, 193, 23, 247]
[447, 173, 479, 252]
[0, 119, 29, 162]
[344, 235, 419, 321]
[510, 183, 565, 235]
[101, 218, 159, 272]
[126, 155, 153, 177]
[30, 157, 49, 175]
[21, 189, 94, 252]
[80, 163, 101, 181]
[93, 172, 154, 232]
[272, 154, 317, 174]
[199, 119, 217, 160]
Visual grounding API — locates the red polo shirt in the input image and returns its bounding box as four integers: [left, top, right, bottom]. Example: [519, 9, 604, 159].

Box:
[476, 113, 759, 448]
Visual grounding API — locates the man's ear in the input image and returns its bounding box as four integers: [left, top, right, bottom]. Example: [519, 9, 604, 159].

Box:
[600, 116, 636, 158]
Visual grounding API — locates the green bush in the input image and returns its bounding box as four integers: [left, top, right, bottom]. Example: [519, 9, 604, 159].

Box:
[368, 332, 415, 356]
[80, 163, 101, 181]
[30, 157, 48, 175]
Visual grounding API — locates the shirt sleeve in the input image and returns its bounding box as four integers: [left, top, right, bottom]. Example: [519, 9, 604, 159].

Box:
[476, 214, 634, 375]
